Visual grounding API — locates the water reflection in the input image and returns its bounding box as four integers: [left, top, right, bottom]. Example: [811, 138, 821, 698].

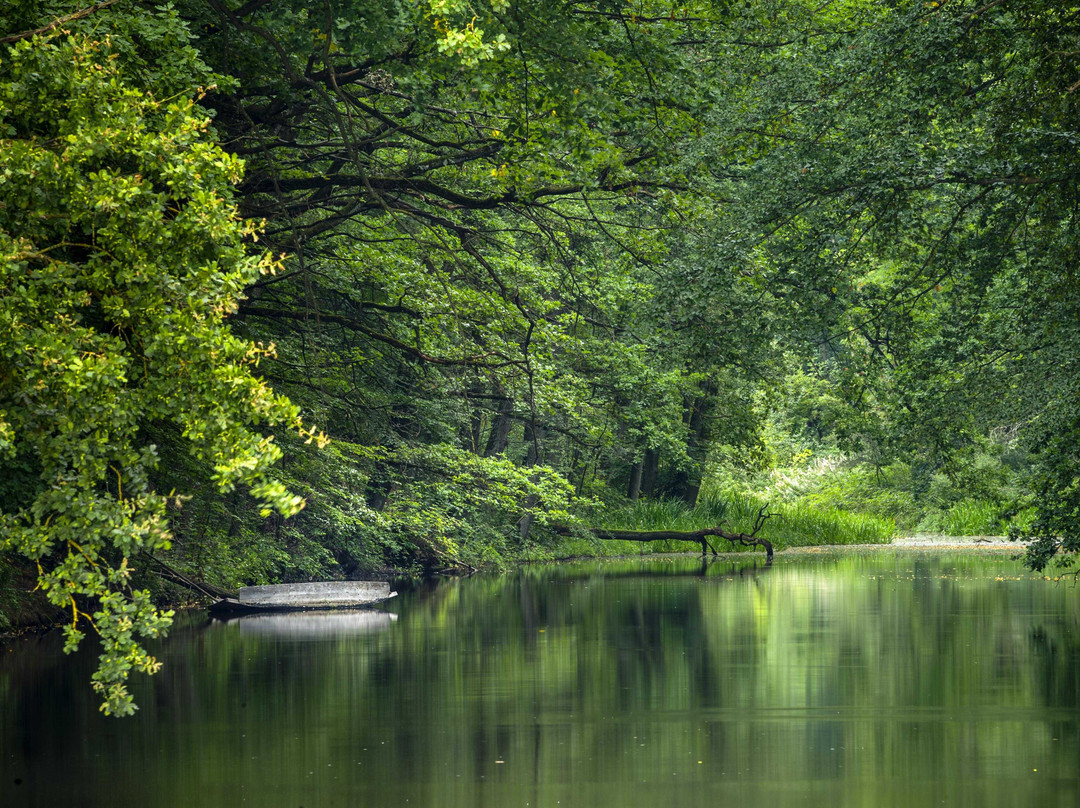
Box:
[2, 552, 1079, 807]
[213, 608, 398, 639]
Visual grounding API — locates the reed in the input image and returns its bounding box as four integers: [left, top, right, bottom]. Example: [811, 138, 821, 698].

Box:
[597, 496, 728, 532]
[715, 491, 894, 548]
[559, 490, 893, 557]
[940, 499, 1003, 536]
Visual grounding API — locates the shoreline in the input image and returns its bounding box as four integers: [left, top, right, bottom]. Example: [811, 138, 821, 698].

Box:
[0, 537, 1037, 639]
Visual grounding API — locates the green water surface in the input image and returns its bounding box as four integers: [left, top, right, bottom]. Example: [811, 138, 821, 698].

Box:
[3, 550, 1079, 807]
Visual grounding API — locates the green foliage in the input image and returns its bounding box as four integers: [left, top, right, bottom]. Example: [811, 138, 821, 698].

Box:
[795, 463, 926, 531]
[709, 0, 1080, 565]
[580, 489, 892, 555]
[722, 438, 1037, 541]
[10, 0, 1080, 720]
[424, 0, 511, 66]
[0, 33, 316, 715]
[710, 491, 893, 549]
[0, 553, 17, 630]
[598, 496, 729, 534]
[936, 500, 1005, 538]
[158, 0, 781, 573]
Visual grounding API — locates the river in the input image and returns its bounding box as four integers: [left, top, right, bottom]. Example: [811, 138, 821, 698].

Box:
[3, 549, 1079, 807]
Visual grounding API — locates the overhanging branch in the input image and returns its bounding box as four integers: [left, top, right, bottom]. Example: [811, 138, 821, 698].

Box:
[0, 0, 124, 44]
[238, 305, 513, 368]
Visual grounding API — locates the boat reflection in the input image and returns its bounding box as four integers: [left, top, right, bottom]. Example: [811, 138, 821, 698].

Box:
[213, 609, 398, 639]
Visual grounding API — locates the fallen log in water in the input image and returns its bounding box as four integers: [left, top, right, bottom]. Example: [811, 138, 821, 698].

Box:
[552, 525, 773, 560]
[552, 503, 774, 561]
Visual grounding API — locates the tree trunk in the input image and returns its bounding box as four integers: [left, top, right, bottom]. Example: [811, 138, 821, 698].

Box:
[366, 474, 396, 511]
[467, 400, 485, 454]
[640, 448, 659, 497]
[483, 396, 514, 457]
[627, 460, 643, 501]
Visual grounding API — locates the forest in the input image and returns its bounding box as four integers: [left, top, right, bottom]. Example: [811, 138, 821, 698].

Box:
[2, 0, 1080, 714]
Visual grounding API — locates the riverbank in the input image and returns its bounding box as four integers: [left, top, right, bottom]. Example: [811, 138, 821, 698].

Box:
[0, 534, 1037, 637]
[890, 534, 1025, 548]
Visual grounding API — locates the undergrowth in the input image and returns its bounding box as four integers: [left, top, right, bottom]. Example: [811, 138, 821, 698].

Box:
[545, 489, 892, 559]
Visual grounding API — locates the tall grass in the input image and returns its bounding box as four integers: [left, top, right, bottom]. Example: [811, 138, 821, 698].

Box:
[940, 499, 1002, 536]
[928, 498, 1034, 537]
[552, 490, 893, 558]
[597, 495, 728, 532]
[714, 491, 893, 548]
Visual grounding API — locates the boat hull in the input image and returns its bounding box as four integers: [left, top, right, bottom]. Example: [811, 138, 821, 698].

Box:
[209, 581, 396, 614]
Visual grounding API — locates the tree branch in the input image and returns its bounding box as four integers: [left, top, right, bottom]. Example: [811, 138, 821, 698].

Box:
[0, 0, 125, 45]
[244, 172, 685, 209]
[237, 305, 511, 367]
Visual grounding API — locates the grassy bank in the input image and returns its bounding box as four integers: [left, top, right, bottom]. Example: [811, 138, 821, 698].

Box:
[543, 490, 894, 560]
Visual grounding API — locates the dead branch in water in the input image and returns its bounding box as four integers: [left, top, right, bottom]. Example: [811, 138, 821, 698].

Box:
[552, 503, 773, 560]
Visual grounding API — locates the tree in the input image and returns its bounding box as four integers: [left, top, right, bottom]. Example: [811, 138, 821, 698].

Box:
[147, 0, 771, 565]
[0, 32, 319, 715]
[705, 0, 1080, 566]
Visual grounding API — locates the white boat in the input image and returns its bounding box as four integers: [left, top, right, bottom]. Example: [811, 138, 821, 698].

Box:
[209, 581, 396, 614]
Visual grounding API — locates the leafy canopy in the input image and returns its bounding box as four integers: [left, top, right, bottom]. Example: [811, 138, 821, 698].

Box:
[0, 33, 320, 715]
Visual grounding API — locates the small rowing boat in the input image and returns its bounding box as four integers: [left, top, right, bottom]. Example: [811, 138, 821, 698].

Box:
[209, 580, 396, 614]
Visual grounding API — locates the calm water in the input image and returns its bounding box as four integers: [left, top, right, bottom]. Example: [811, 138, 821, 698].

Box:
[3, 550, 1080, 807]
